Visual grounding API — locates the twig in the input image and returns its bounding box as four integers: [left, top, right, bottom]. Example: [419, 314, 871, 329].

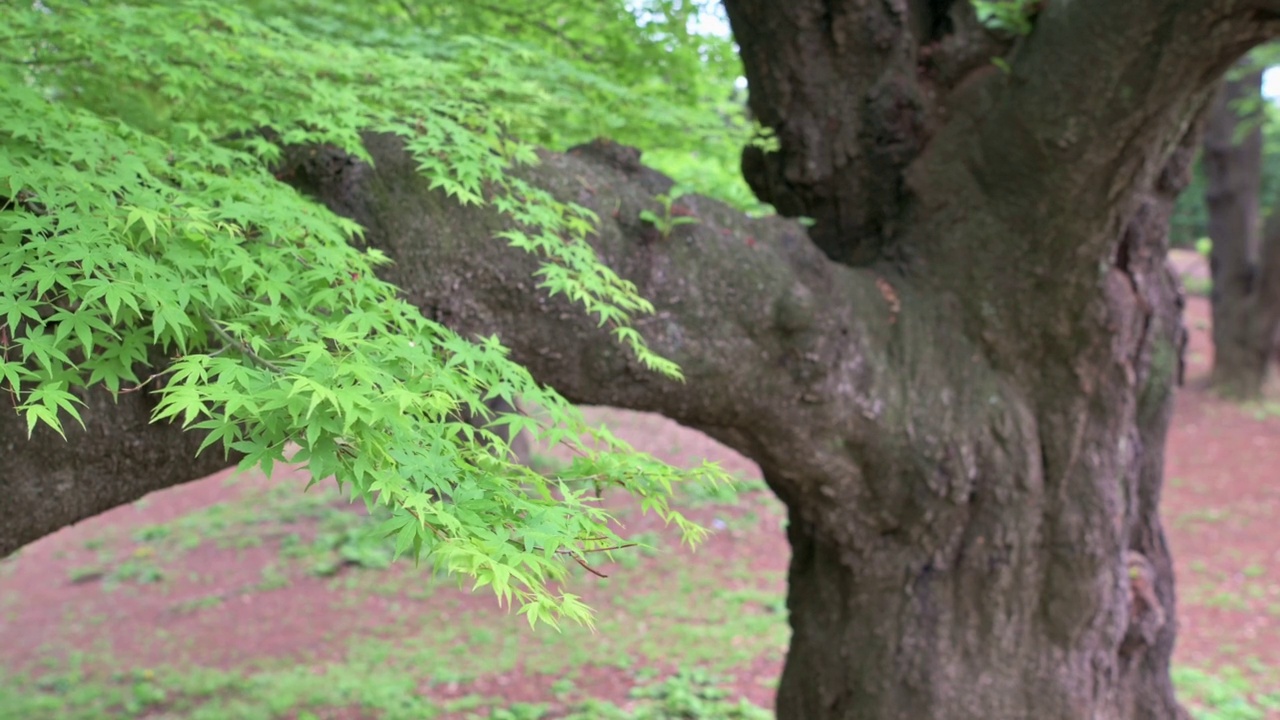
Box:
[199, 310, 285, 374]
[555, 543, 637, 555]
[118, 367, 177, 394]
[2, 55, 91, 66]
[556, 543, 640, 579]
[401, 505, 449, 542]
[111, 346, 230, 395]
[569, 554, 608, 578]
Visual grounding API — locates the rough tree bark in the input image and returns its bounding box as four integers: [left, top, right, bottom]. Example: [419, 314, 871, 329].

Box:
[7, 1, 1280, 718]
[1203, 60, 1280, 398]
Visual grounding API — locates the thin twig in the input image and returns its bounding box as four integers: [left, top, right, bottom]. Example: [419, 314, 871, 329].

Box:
[570, 554, 608, 578]
[200, 310, 286, 374]
[118, 367, 176, 394]
[112, 346, 230, 395]
[2, 55, 91, 66]
[554, 543, 637, 555]
[466, 1, 593, 59]
[401, 505, 449, 542]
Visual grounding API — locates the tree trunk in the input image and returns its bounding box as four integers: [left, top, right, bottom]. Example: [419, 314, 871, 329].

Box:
[1, 379, 241, 555]
[8, 1, 1280, 718]
[1203, 61, 1280, 398]
[300, 122, 1198, 720]
[718, 1, 1256, 717]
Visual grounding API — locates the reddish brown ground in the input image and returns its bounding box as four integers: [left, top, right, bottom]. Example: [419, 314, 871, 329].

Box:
[1, 270, 1277, 716]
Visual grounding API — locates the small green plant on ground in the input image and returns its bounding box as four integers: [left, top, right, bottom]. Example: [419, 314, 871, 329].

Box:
[639, 186, 700, 239]
[1247, 401, 1280, 420]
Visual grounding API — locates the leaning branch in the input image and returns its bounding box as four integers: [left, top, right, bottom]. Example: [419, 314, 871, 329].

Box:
[4, 137, 897, 556]
[292, 135, 894, 472]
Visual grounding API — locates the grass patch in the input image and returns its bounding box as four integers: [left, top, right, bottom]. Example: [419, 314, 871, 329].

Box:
[550, 670, 770, 719]
[1183, 276, 1213, 297]
[1175, 666, 1280, 720]
[10, 662, 1271, 720]
[0, 659, 769, 720]
[5, 437, 1274, 719]
[67, 481, 409, 588]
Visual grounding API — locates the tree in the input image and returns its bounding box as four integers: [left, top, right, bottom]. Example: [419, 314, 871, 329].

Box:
[4, 1, 1279, 718]
[1202, 59, 1280, 398]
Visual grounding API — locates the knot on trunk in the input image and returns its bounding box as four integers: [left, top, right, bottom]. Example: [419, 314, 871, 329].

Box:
[1122, 550, 1167, 653]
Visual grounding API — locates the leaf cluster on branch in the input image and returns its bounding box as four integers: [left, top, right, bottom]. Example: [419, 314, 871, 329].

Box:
[0, 0, 753, 626]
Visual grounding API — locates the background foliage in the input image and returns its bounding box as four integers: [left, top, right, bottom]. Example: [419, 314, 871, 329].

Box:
[1170, 47, 1280, 249]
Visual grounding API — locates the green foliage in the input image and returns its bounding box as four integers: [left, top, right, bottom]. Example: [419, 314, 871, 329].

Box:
[1170, 46, 1280, 248]
[639, 186, 701, 239]
[644, 147, 770, 216]
[971, 0, 1038, 36]
[0, 660, 772, 720]
[0, 0, 748, 625]
[1170, 169, 1209, 249]
[1174, 666, 1280, 720]
[558, 671, 771, 719]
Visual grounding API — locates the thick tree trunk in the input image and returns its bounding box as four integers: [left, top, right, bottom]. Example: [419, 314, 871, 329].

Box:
[298, 128, 1197, 719]
[717, 1, 1268, 718]
[1203, 62, 1279, 398]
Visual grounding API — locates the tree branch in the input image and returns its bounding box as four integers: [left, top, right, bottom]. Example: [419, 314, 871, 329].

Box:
[721, 0, 1006, 263]
[292, 134, 1030, 554]
[1, 384, 240, 556]
[918, 0, 1280, 245]
[289, 136, 906, 503]
[2, 137, 908, 556]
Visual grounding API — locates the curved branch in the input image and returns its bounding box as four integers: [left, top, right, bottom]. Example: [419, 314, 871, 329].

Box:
[297, 134, 1033, 554]
[292, 136, 904, 503]
[3, 137, 904, 555]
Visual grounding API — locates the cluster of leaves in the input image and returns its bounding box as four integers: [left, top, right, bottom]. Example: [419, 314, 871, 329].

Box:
[240, 0, 765, 213]
[0, 0, 744, 626]
[971, 0, 1039, 36]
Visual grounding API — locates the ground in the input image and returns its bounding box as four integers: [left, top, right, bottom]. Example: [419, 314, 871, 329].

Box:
[0, 262, 1277, 719]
